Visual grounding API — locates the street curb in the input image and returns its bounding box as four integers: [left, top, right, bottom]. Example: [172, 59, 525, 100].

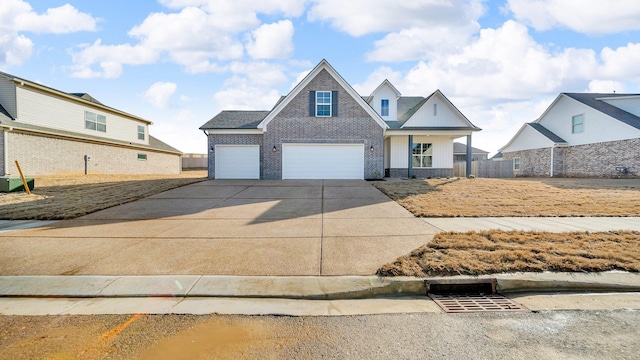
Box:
[1, 273, 638, 300]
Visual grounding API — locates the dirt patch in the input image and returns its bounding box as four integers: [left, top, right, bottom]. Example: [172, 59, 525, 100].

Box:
[0, 170, 207, 220]
[373, 177, 640, 217]
[377, 230, 640, 277]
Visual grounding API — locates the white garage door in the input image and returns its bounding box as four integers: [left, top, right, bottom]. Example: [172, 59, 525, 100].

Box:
[282, 144, 364, 179]
[215, 145, 260, 179]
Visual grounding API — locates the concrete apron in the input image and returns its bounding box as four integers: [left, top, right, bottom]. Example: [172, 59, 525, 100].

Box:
[1, 273, 639, 316]
[0, 180, 438, 276]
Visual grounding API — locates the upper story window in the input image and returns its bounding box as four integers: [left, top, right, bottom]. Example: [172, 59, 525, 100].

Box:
[137, 125, 145, 140]
[381, 99, 389, 117]
[85, 111, 106, 132]
[316, 91, 331, 117]
[411, 142, 433, 168]
[572, 114, 584, 133]
[433, 103, 437, 116]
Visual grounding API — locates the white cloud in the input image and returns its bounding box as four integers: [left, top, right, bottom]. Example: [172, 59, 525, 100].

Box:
[70, 40, 158, 78]
[228, 62, 288, 86]
[508, 0, 640, 34]
[599, 43, 640, 79]
[308, 0, 484, 37]
[586, 80, 627, 93]
[0, 0, 96, 68]
[141, 82, 178, 109]
[246, 20, 295, 60]
[70, 0, 304, 77]
[213, 77, 281, 110]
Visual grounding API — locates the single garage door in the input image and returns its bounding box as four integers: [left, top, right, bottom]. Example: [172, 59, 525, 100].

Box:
[282, 144, 364, 179]
[215, 145, 260, 179]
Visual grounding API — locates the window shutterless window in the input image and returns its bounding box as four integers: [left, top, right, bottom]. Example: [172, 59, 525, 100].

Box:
[514, 157, 520, 170]
[411, 143, 433, 168]
[316, 91, 331, 117]
[85, 111, 106, 132]
[137, 153, 147, 160]
[381, 99, 389, 116]
[572, 114, 584, 133]
[137, 125, 145, 140]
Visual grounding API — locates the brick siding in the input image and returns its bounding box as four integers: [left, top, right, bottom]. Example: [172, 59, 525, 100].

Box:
[206, 134, 263, 178]
[5, 131, 180, 175]
[263, 69, 384, 179]
[503, 138, 640, 177]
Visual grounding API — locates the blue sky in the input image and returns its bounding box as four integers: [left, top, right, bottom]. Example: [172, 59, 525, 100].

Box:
[2, 0, 640, 155]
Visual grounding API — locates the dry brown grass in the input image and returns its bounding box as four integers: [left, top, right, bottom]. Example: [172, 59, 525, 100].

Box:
[0, 170, 207, 220]
[377, 230, 640, 277]
[373, 177, 640, 217]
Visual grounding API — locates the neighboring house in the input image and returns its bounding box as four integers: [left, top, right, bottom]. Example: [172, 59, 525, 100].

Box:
[0, 71, 182, 176]
[200, 60, 480, 180]
[499, 93, 640, 177]
[453, 142, 489, 162]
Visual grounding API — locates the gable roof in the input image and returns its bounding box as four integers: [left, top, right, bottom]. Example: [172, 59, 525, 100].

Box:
[257, 59, 388, 131]
[371, 79, 401, 98]
[0, 70, 152, 124]
[528, 122, 567, 143]
[453, 142, 489, 155]
[562, 93, 640, 130]
[499, 122, 567, 152]
[200, 110, 269, 130]
[393, 90, 481, 131]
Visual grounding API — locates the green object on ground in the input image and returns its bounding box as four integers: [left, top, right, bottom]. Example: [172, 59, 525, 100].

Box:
[0, 177, 35, 193]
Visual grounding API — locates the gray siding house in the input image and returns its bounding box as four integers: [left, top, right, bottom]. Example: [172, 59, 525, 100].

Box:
[200, 60, 480, 180]
[0, 71, 182, 176]
[500, 93, 640, 177]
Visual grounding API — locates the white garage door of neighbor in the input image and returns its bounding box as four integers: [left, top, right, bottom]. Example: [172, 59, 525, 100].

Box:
[215, 145, 260, 179]
[282, 144, 364, 179]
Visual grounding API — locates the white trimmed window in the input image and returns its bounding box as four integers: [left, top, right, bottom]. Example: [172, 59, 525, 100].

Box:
[316, 91, 331, 117]
[381, 99, 389, 117]
[412, 143, 433, 168]
[514, 157, 521, 171]
[572, 114, 584, 133]
[137, 125, 145, 140]
[85, 111, 106, 132]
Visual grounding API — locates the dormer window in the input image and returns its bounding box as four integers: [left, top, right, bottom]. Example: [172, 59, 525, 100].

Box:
[381, 99, 389, 117]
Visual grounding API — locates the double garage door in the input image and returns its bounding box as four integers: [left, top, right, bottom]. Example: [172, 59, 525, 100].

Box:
[215, 144, 364, 179]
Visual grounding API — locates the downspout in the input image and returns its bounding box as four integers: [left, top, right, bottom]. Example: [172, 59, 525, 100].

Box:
[3, 128, 9, 176]
[408, 135, 413, 178]
[550, 144, 555, 177]
[466, 135, 472, 177]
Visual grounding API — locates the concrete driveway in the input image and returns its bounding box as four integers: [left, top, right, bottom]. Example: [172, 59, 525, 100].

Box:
[0, 180, 439, 276]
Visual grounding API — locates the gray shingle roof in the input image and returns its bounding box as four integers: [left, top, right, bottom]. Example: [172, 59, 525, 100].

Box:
[564, 93, 640, 130]
[1, 121, 181, 154]
[199, 110, 269, 130]
[69, 93, 103, 105]
[0, 103, 13, 121]
[528, 122, 567, 144]
[397, 96, 428, 124]
[453, 142, 489, 154]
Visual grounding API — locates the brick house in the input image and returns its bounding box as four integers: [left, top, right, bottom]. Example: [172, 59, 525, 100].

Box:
[0, 71, 181, 176]
[499, 93, 640, 177]
[200, 60, 480, 180]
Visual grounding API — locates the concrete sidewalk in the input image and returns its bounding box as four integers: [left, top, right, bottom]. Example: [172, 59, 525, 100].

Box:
[1, 273, 639, 315]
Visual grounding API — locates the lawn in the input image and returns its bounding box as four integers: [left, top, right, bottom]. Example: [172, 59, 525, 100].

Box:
[0, 170, 207, 220]
[373, 177, 640, 277]
[372, 177, 640, 217]
[378, 230, 640, 277]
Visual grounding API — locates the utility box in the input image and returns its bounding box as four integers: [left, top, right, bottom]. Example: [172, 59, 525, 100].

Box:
[0, 177, 35, 193]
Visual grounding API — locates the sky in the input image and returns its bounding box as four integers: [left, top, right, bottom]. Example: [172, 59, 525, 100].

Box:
[2, 0, 640, 156]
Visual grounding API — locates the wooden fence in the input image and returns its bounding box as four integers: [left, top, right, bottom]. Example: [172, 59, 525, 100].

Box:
[182, 153, 207, 169]
[454, 160, 514, 178]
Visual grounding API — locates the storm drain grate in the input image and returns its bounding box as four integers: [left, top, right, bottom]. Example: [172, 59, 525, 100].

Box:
[429, 293, 529, 313]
